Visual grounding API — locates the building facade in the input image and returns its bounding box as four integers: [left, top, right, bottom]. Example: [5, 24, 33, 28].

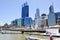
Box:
[11, 19, 17, 27]
[21, 2, 29, 26]
[55, 12, 60, 25]
[11, 18, 22, 27]
[24, 17, 32, 27]
[48, 5, 56, 26]
[41, 13, 48, 27]
[17, 18, 22, 27]
[35, 8, 41, 27]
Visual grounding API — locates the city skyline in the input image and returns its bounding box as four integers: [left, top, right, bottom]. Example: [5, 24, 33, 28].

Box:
[0, 0, 60, 26]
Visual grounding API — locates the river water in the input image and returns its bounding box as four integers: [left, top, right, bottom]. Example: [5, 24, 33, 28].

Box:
[0, 33, 60, 40]
[0, 33, 26, 40]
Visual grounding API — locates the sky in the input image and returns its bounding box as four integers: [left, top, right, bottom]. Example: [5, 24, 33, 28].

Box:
[0, 0, 60, 26]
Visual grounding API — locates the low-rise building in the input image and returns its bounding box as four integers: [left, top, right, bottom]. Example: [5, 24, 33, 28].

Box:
[24, 17, 32, 27]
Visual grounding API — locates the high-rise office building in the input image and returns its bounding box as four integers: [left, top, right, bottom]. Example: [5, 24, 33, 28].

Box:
[21, 2, 29, 26]
[35, 8, 41, 27]
[35, 8, 40, 19]
[48, 5, 56, 26]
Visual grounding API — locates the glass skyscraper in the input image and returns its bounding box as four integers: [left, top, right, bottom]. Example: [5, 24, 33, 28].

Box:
[48, 5, 56, 26]
[22, 2, 29, 26]
[35, 8, 40, 19]
[35, 8, 41, 27]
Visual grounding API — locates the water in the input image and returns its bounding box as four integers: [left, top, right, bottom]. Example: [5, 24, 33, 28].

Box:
[0, 34, 26, 40]
[0, 33, 60, 40]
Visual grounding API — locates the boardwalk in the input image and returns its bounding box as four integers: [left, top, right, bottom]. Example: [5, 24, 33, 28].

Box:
[2, 28, 46, 34]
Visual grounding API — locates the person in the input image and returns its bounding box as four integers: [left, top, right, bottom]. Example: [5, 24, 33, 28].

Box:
[50, 33, 53, 40]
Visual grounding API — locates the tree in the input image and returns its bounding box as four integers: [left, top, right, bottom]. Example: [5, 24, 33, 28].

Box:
[4, 23, 8, 26]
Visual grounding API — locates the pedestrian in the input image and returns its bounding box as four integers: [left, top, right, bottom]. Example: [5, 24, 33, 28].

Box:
[50, 33, 53, 40]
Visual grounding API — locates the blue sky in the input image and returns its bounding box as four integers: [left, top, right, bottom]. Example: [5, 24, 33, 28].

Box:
[0, 0, 60, 25]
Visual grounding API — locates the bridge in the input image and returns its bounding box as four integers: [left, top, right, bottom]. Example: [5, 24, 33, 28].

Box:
[2, 28, 46, 34]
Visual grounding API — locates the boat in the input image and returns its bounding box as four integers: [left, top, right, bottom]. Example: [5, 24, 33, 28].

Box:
[25, 36, 41, 40]
[25, 35, 46, 40]
[1, 30, 21, 34]
[41, 28, 60, 37]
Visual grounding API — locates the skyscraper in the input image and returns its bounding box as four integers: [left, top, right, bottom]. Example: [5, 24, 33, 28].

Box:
[48, 4, 56, 26]
[35, 8, 41, 27]
[22, 2, 29, 26]
[35, 8, 40, 19]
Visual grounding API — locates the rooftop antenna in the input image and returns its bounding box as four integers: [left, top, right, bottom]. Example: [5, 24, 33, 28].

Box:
[50, 0, 54, 12]
[24, 2, 27, 6]
[22, 2, 28, 7]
